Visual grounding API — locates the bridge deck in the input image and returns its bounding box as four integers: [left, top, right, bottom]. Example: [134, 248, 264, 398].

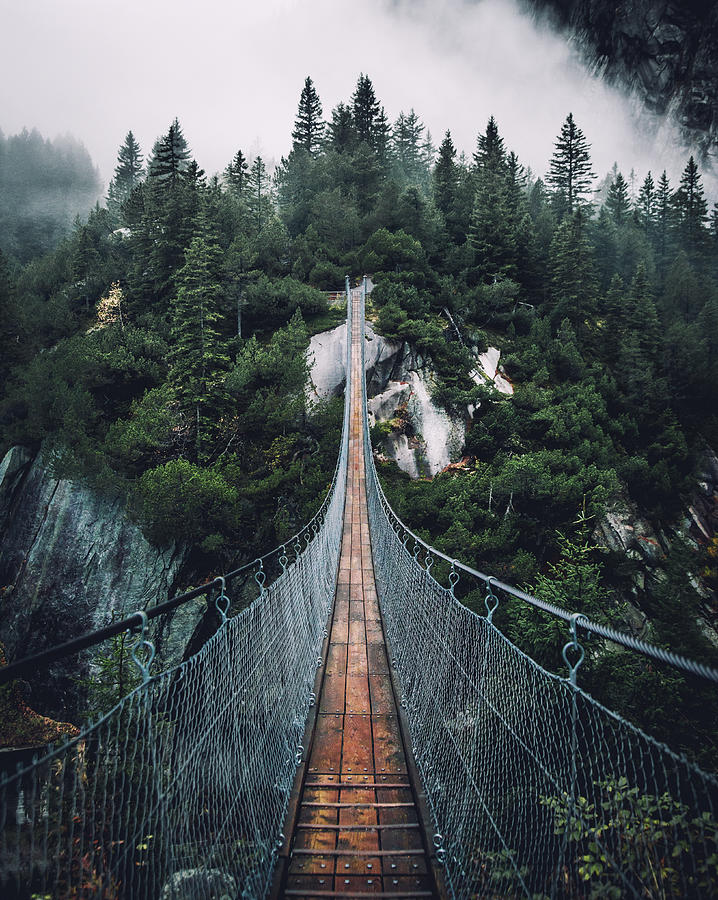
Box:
[281, 291, 436, 898]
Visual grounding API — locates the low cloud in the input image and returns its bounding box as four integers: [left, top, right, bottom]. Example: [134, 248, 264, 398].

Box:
[0, 0, 708, 196]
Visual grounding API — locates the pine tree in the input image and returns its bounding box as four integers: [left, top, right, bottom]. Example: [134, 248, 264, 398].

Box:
[698, 293, 718, 381]
[107, 131, 144, 217]
[328, 103, 355, 152]
[469, 171, 516, 282]
[673, 156, 708, 249]
[711, 203, 718, 244]
[505, 152, 527, 220]
[71, 223, 103, 310]
[352, 73, 380, 147]
[605, 171, 630, 225]
[224, 149, 249, 197]
[292, 76, 325, 156]
[548, 209, 598, 338]
[392, 110, 424, 184]
[468, 117, 518, 280]
[143, 122, 202, 305]
[0, 249, 24, 379]
[169, 221, 230, 459]
[433, 130, 458, 217]
[636, 171, 656, 235]
[421, 131, 436, 173]
[655, 170, 674, 271]
[373, 106, 392, 166]
[247, 156, 272, 233]
[601, 273, 626, 358]
[593, 206, 618, 290]
[628, 264, 661, 360]
[149, 118, 191, 186]
[473, 115, 505, 176]
[275, 148, 315, 235]
[547, 113, 595, 219]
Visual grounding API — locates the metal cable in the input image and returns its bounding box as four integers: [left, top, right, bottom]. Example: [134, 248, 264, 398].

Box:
[367, 417, 718, 684]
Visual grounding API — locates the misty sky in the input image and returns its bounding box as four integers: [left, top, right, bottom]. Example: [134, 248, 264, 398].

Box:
[0, 0, 700, 192]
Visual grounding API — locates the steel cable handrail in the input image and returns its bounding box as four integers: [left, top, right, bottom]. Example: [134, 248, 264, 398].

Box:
[0, 278, 355, 686]
[358, 276, 718, 686]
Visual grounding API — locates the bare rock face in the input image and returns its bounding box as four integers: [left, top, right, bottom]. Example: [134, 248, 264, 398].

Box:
[522, 0, 718, 165]
[308, 321, 410, 401]
[593, 493, 668, 564]
[309, 322, 515, 479]
[690, 447, 718, 543]
[0, 449, 190, 719]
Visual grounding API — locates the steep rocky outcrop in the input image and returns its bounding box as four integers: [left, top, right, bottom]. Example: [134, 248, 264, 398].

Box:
[0, 449, 192, 719]
[309, 321, 511, 478]
[523, 0, 718, 166]
[592, 449, 718, 644]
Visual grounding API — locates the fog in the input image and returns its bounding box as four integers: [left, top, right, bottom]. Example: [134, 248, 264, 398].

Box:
[0, 0, 705, 192]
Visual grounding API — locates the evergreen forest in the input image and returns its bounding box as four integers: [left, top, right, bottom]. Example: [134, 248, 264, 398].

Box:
[1, 74, 718, 767]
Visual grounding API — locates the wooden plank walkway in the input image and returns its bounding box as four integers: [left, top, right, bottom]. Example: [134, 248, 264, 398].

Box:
[281, 290, 437, 898]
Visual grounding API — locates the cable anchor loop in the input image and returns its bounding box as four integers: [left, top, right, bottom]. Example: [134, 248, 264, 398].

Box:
[254, 558, 267, 596]
[485, 577, 499, 624]
[433, 832, 446, 865]
[448, 561, 459, 597]
[562, 612, 586, 687]
[129, 611, 155, 684]
[213, 576, 229, 626]
[279, 545, 288, 574]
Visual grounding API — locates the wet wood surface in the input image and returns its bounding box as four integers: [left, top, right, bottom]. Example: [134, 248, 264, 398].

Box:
[283, 291, 435, 898]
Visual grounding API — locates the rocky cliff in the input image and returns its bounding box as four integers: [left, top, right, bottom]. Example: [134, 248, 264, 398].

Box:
[523, 0, 718, 166]
[309, 320, 512, 478]
[0, 448, 194, 719]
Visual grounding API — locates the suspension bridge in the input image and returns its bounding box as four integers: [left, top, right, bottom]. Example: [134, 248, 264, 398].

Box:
[1, 278, 718, 899]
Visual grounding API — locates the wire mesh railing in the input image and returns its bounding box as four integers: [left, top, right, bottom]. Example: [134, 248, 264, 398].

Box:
[358, 277, 718, 899]
[0, 281, 353, 900]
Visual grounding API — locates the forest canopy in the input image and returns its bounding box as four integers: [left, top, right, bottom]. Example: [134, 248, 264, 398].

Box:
[1, 74, 717, 764]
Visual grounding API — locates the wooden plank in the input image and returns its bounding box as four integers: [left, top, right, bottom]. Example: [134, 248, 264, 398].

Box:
[367, 643, 390, 675]
[365, 621, 384, 644]
[284, 873, 336, 893]
[371, 716, 408, 775]
[301, 803, 415, 809]
[346, 644, 368, 676]
[298, 824, 419, 832]
[320, 674, 346, 715]
[292, 849, 426, 858]
[341, 714, 373, 770]
[348, 601, 365, 622]
[308, 715, 344, 773]
[348, 619, 367, 645]
[326, 643, 347, 675]
[304, 781, 411, 789]
[345, 675, 370, 715]
[298, 787, 339, 827]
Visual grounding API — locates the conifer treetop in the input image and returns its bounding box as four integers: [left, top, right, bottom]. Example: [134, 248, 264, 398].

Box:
[292, 76, 325, 156]
[547, 112, 596, 219]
